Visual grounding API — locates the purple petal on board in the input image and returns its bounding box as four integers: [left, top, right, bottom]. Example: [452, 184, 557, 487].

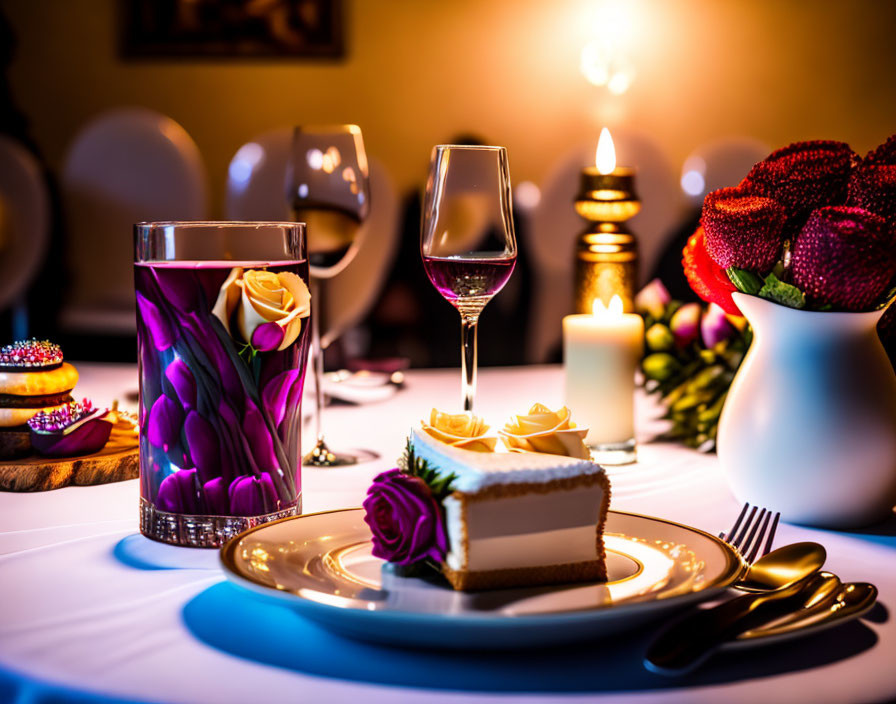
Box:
[243, 402, 278, 472]
[31, 418, 113, 457]
[136, 292, 175, 351]
[165, 358, 197, 411]
[147, 395, 185, 452]
[262, 369, 302, 427]
[202, 476, 230, 515]
[152, 266, 200, 313]
[183, 410, 220, 484]
[156, 468, 201, 514]
[251, 322, 285, 353]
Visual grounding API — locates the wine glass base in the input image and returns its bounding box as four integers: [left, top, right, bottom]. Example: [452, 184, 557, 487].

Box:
[303, 440, 379, 467]
[588, 438, 637, 466]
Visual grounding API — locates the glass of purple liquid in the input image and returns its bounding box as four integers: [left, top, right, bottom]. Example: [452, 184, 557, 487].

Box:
[421, 145, 517, 411]
[134, 222, 311, 547]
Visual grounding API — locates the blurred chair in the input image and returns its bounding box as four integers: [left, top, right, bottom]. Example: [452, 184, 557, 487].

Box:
[680, 136, 770, 205]
[526, 128, 680, 362]
[60, 107, 208, 336]
[0, 135, 51, 339]
[652, 136, 771, 301]
[225, 128, 399, 351]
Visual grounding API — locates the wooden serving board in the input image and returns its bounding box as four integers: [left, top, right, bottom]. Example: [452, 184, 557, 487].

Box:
[0, 444, 138, 492]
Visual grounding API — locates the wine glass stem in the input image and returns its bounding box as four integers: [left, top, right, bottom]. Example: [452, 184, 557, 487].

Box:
[311, 279, 325, 444]
[461, 314, 478, 412]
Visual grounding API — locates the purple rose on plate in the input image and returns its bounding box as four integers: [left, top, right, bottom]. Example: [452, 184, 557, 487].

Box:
[362, 469, 448, 566]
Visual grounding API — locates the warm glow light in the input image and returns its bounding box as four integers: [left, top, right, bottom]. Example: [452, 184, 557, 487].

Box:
[515, 181, 541, 210]
[596, 128, 616, 175]
[579, 0, 638, 94]
[306, 148, 323, 170]
[592, 294, 624, 318]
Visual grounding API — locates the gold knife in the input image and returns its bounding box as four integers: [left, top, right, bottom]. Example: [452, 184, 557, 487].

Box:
[644, 571, 840, 675]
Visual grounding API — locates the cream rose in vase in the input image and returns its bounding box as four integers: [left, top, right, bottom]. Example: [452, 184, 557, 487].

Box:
[500, 403, 591, 459]
[212, 268, 311, 352]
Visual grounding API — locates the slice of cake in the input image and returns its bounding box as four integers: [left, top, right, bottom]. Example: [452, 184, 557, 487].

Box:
[363, 405, 611, 591]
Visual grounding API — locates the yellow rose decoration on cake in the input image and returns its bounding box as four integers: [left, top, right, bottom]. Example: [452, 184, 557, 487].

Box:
[421, 409, 497, 452]
[212, 267, 311, 351]
[500, 403, 590, 459]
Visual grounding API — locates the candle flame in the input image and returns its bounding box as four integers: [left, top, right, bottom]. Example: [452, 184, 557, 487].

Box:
[592, 294, 624, 318]
[596, 128, 616, 175]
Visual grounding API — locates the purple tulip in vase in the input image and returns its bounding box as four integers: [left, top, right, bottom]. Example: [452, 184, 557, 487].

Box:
[135, 222, 312, 547]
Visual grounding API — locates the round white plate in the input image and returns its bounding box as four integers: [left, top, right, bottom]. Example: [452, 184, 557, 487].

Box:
[220, 508, 742, 649]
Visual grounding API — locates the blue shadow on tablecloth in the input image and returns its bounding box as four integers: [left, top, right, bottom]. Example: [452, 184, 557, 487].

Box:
[182, 581, 880, 693]
[0, 663, 144, 704]
[113, 534, 221, 571]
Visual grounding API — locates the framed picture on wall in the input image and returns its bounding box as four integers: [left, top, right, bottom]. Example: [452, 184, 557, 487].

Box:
[120, 0, 344, 59]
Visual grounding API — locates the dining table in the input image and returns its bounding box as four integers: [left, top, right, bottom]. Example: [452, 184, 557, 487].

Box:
[0, 361, 893, 704]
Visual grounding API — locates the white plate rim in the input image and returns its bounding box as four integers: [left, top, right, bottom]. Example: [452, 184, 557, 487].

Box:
[220, 507, 743, 627]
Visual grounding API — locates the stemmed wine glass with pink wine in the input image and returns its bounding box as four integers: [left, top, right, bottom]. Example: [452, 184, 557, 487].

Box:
[421, 145, 517, 412]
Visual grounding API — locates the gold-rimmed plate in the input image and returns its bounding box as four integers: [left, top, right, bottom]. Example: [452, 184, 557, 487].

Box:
[220, 508, 743, 649]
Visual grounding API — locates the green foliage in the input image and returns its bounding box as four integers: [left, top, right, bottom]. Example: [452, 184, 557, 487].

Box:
[727, 267, 763, 295]
[638, 295, 751, 453]
[758, 272, 806, 309]
[645, 323, 675, 352]
[400, 438, 457, 501]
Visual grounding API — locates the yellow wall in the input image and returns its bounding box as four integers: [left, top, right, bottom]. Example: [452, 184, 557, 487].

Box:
[6, 0, 896, 215]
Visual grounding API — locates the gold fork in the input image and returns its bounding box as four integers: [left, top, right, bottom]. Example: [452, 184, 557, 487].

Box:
[719, 503, 781, 565]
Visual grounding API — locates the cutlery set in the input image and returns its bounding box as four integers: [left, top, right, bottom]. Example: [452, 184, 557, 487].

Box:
[644, 504, 878, 675]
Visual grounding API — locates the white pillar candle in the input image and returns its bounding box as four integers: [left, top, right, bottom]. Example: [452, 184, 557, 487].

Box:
[563, 295, 644, 446]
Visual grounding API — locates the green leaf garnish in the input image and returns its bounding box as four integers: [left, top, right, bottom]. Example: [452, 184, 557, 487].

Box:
[400, 438, 457, 502]
[726, 267, 763, 295]
[758, 272, 806, 309]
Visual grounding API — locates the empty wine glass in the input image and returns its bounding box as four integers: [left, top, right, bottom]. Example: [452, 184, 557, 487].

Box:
[288, 125, 370, 466]
[421, 145, 517, 411]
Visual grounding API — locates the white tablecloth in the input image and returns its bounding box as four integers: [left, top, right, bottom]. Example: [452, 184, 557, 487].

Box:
[0, 363, 893, 704]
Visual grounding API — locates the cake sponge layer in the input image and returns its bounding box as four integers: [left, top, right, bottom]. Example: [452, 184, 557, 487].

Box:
[442, 559, 607, 591]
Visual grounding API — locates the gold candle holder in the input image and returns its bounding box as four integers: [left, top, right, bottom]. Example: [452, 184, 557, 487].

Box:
[574, 140, 641, 314]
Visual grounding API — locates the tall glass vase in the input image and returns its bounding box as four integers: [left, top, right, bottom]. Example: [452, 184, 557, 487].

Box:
[718, 292, 896, 528]
[135, 222, 312, 547]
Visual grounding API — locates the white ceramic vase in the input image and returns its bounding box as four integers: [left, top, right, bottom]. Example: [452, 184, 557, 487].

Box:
[718, 292, 896, 528]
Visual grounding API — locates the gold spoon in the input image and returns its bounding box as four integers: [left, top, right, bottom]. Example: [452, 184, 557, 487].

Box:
[741, 579, 877, 640]
[736, 541, 826, 592]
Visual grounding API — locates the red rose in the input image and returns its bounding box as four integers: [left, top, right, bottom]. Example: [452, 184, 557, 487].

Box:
[745, 140, 856, 218]
[682, 227, 740, 315]
[701, 186, 788, 272]
[792, 206, 895, 311]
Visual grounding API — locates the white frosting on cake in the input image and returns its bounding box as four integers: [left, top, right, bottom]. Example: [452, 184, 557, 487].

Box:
[410, 427, 603, 493]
